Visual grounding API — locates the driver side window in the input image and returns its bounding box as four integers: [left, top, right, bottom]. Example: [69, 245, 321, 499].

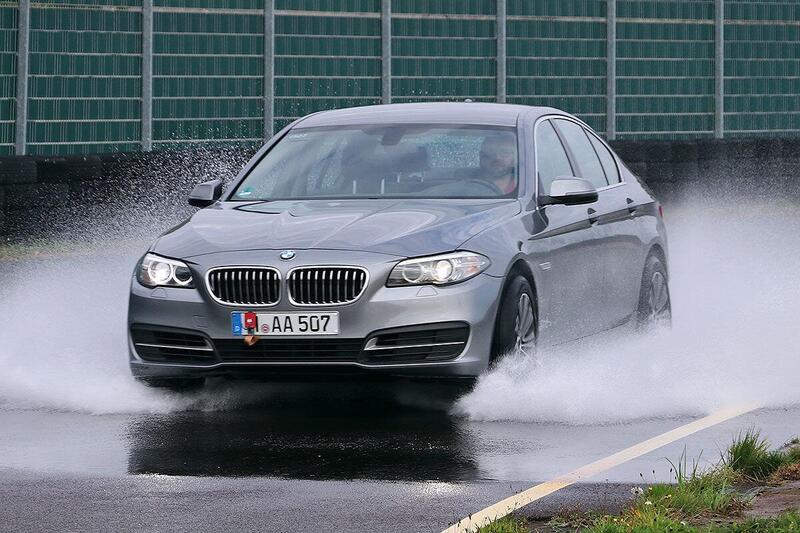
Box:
[535, 120, 573, 195]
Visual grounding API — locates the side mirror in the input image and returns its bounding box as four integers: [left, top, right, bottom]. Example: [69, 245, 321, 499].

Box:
[188, 179, 224, 208]
[539, 177, 598, 206]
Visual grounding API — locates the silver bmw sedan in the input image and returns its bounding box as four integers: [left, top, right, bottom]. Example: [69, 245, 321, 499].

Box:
[128, 103, 670, 388]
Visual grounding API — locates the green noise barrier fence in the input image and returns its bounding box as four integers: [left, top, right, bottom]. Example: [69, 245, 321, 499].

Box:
[0, 0, 799, 156]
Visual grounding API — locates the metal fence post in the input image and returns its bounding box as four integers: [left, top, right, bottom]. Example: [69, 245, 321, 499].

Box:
[264, 0, 274, 139]
[606, 0, 616, 140]
[496, 0, 506, 103]
[141, 0, 153, 151]
[15, 0, 30, 155]
[381, 0, 391, 104]
[714, 0, 724, 139]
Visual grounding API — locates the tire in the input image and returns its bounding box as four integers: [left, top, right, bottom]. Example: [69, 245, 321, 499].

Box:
[136, 377, 206, 392]
[490, 275, 537, 365]
[636, 253, 672, 328]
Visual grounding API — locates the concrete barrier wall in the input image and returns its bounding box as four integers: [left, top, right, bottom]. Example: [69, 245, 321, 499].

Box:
[1, 138, 799, 243]
[611, 138, 800, 204]
[0, 149, 252, 243]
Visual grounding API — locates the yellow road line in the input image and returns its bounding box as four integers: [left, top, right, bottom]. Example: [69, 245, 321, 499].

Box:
[442, 405, 756, 533]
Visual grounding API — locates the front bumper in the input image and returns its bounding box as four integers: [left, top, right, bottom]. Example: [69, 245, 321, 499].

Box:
[128, 249, 503, 379]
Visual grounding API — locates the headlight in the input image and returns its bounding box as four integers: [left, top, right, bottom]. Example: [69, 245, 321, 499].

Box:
[387, 251, 491, 287]
[137, 253, 195, 288]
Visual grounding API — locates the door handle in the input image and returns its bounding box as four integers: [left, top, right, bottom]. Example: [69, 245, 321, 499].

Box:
[587, 207, 599, 224]
[626, 197, 638, 215]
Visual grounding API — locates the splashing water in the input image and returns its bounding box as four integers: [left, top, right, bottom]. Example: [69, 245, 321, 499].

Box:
[0, 253, 283, 414]
[455, 201, 800, 423]
[1, 199, 799, 421]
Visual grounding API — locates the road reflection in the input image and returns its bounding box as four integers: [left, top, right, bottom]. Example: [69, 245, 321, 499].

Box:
[126, 382, 482, 481]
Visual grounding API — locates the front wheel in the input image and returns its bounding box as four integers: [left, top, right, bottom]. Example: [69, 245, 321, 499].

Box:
[636, 254, 672, 328]
[490, 275, 537, 365]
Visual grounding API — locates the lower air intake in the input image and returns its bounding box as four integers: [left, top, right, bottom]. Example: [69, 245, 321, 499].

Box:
[131, 326, 215, 364]
[362, 323, 469, 363]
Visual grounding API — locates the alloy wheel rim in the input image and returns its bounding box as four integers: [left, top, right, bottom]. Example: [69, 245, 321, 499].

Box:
[513, 292, 536, 356]
[647, 271, 671, 322]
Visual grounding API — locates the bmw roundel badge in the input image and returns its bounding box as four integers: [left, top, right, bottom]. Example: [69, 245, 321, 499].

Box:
[279, 250, 296, 261]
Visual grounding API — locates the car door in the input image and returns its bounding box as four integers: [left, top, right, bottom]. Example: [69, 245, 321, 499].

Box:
[552, 118, 641, 329]
[526, 119, 605, 342]
[585, 130, 645, 324]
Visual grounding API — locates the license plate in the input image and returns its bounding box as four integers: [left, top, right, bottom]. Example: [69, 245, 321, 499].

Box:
[231, 311, 339, 336]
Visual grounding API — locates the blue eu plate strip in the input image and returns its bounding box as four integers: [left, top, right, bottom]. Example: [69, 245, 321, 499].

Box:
[231, 312, 243, 336]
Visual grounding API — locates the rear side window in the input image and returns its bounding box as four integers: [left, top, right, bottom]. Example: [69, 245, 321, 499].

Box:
[587, 133, 621, 184]
[535, 120, 573, 195]
[554, 119, 608, 189]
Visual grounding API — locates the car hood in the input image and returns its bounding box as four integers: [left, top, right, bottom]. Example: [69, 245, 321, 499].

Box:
[153, 198, 521, 259]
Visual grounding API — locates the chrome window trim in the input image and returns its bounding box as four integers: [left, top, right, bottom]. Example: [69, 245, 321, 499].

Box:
[532, 114, 626, 203]
[204, 266, 282, 308]
[285, 265, 370, 307]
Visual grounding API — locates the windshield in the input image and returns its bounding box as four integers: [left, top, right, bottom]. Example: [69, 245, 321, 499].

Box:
[230, 124, 519, 201]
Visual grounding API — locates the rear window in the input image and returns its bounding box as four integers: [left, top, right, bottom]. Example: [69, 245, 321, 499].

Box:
[587, 133, 621, 184]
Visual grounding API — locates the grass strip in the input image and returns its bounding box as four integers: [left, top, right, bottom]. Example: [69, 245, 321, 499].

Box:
[478, 431, 800, 533]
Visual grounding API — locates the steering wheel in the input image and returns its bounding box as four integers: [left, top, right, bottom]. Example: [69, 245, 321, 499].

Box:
[463, 179, 504, 195]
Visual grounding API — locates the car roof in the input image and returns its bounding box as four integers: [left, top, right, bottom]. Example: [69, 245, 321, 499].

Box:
[293, 102, 566, 128]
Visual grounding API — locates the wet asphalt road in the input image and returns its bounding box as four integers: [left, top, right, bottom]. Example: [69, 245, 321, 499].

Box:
[1, 385, 799, 532]
[0, 254, 650, 532]
[2, 237, 800, 531]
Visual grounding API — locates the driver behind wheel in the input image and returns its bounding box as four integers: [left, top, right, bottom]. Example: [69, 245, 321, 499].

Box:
[474, 133, 518, 194]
